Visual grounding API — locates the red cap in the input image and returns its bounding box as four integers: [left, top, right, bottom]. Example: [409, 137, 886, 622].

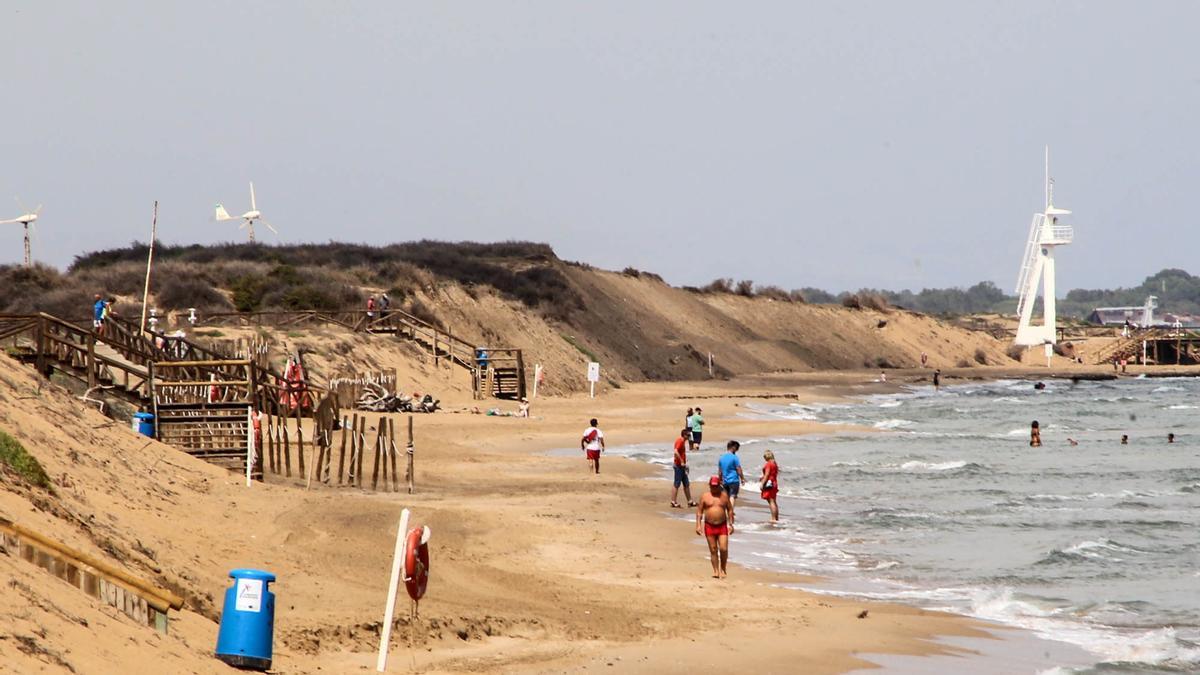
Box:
[709, 475, 721, 486]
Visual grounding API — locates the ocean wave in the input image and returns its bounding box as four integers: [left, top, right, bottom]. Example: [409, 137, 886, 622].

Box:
[1038, 538, 1151, 565]
[897, 460, 986, 473]
[873, 418, 915, 430]
[877, 400, 902, 408]
[1168, 404, 1199, 410]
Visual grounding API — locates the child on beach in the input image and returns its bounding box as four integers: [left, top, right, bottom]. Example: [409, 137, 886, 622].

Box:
[760, 450, 780, 522]
[1030, 420, 1042, 447]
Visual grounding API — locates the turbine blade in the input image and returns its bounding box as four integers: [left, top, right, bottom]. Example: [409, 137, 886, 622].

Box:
[14, 196, 27, 214]
[34, 204, 42, 214]
[0, 217, 19, 225]
[238, 221, 247, 229]
[261, 220, 278, 234]
[250, 182, 256, 211]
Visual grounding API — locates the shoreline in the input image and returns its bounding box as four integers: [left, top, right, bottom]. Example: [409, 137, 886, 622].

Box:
[590, 378, 1108, 674]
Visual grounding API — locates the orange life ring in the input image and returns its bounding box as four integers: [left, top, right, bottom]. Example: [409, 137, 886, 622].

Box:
[404, 526, 429, 601]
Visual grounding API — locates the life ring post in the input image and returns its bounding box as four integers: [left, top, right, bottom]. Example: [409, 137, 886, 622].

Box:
[376, 508, 411, 672]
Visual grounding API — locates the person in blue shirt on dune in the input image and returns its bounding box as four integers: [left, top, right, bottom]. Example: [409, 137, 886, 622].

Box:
[718, 440, 744, 504]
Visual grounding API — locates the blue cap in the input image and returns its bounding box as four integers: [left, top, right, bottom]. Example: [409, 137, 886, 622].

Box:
[228, 569, 276, 582]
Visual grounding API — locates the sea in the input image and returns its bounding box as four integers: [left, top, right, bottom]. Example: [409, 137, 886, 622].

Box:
[604, 377, 1200, 673]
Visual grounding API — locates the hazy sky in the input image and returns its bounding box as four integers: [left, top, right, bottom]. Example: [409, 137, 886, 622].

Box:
[2, 2, 1198, 293]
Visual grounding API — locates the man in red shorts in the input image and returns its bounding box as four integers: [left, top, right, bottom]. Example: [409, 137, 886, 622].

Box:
[696, 475, 734, 578]
[581, 418, 605, 474]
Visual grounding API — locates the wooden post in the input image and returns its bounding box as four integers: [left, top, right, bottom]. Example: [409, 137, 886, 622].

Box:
[267, 412, 276, 474]
[295, 405, 305, 476]
[87, 335, 97, 390]
[406, 415, 414, 494]
[337, 414, 349, 484]
[282, 414, 292, 478]
[356, 415, 366, 487]
[371, 417, 384, 491]
[388, 417, 399, 492]
[432, 331, 439, 367]
[34, 318, 45, 375]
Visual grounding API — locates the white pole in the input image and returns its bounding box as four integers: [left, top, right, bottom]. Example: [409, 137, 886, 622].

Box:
[589, 381, 595, 399]
[532, 364, 541, 399]
[708, 353, 713, 377]
[245, 406, 254, 488]
[377, 508, 411, 672]
[139, 201, 158, 333]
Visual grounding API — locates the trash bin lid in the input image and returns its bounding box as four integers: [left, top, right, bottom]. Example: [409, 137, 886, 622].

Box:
[229, 568, 276, 582]
[133, 412, 155, 420]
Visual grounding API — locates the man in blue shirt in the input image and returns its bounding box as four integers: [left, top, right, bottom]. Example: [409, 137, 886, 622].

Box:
[717, 440, 744, 503]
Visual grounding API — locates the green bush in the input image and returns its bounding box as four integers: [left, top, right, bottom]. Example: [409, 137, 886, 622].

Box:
[0, 429, 52, 490]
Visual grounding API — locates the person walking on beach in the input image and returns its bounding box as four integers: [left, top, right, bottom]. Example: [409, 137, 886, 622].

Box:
[685, 407, 694, 432]
[581, 418, 605, 474]
[718, 440, 744, 504]
[670, 428, 696, 508]
[696, 475, 734, 579]
[921, 351, 928, 367]
[933, 369, 941, 391]
[1030, 420, 1042, 447]
[760, 450, 780, 522]
[689, 407, 705, 452]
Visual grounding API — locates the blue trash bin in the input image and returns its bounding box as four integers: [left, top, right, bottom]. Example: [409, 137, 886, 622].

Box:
[215, 569, 276, 670]
[131, 412, 155, 438]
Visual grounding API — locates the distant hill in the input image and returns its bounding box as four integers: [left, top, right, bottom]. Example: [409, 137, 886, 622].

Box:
[0, 240, 1015, 386]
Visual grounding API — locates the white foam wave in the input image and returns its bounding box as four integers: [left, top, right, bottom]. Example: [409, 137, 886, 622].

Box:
[1168, 404, 1199, 410]
[873, 418, 915, 430]
[899, 460, 969, 472]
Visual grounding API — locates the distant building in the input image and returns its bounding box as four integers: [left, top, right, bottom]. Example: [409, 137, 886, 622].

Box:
[1088, 296, 1200, 328]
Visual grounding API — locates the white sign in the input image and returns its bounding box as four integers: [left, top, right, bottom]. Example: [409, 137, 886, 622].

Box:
[235, 578, 264, 613]
[586, 362, 600, 383]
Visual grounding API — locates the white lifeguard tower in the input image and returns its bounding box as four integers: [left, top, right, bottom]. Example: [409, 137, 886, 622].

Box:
[1014, 147, 1075, 352]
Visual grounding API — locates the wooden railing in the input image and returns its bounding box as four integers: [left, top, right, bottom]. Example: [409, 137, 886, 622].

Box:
[0, 517, 184, 634]
[194, 309, 482, 372]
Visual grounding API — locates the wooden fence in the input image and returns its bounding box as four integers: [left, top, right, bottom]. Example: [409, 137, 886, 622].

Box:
[261, 405, 413, 493]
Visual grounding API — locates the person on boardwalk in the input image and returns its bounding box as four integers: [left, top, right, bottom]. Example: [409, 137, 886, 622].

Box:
[1030, 420, 1042, 447]
[379, 292, 390, 321]
[760, 450, 780, 522]
[718, 440, 744, 504]
[670, 428, 696, 508]
[689, 407, 705, 452]
[92, 294, 106, 335]
[366, 295, 376, 319]
[696, 475, 734, 578]
[581, 418, 605, 474]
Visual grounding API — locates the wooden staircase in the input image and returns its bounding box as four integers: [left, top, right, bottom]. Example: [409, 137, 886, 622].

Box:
[1093, 329, 1168, 365]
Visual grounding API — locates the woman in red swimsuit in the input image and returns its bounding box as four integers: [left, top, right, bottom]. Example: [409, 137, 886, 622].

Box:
[760, 450, 780, 522]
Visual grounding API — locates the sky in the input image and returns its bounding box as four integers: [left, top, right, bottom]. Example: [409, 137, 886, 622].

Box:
[2, 1, 1198, 294]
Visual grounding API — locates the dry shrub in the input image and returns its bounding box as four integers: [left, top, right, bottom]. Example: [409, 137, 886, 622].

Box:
[956, 357, 972, 368]
[974, 347, 988, 365]
[755, 285, 792, 302]
[702, 278, 734, 294]
[1006, 344, 1025, 361]
[734, 279, 755, 297]
[156, 277, 231, 311]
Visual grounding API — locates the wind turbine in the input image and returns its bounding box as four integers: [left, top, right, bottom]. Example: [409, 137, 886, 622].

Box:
[0, 198, 42, 266]
[1014, 147, 1075, 354]
[215, 182, 277, 243]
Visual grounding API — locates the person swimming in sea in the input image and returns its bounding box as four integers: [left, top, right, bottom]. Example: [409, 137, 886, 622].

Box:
[1030, 420, 1042, 447]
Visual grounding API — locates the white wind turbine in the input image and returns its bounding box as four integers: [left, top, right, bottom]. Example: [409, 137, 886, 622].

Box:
[215, 182, 277, 243]
[1014, 147, 1075, 355]
[0, 198, 43, 266]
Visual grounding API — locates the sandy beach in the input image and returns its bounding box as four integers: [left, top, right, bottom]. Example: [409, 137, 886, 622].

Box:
[0, 353, 1025, 674]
